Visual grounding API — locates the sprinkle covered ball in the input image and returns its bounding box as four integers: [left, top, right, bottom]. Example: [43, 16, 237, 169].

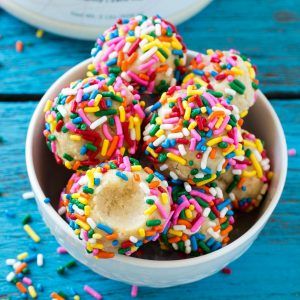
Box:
[216, 130, 271, 212]
[60, 156, 171, 258]
[143, 85, 244, 186]
[90, 15, 187, 94]
[161, 184, 234, 255]
[43, 75, 145, 170]
[183, 49, 259, 116]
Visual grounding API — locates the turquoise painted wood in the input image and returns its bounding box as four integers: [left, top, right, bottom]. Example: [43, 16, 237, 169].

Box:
[0, 100, 299, 299]
[0, 0, 300, 298]
[0, 0, 300, 96]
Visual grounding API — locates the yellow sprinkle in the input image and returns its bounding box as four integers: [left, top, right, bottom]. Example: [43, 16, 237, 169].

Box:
[183, 73, 195, 83]
[70, 134, 81, 141]
[168, 229, 183, 237]
[101, 139, 110, 156]
[134, 117, 141, 141]
[75, 220, 90, 231]
[194, 77, 208, 87]
[78, 197, 88, 205]
[126, 36, 136, 42]
[84, 107, 100, 113]
[234, 149, 245, 156]
[207, 49, 214, 55]
[84, 205, 91, 216]
[120, 147, 125, 155]
[225, 124, 232, 131]
[155, 129, 164, 137]
[129, 116, 134, 129]
[223, 144, 235, 156]
[207, 137, 223, 147]
[64, 161, 72, 169]
[36, 29, 44, 38]
[131, 165, 142, 172]
[138, 228, 145, 238]
[142, 41, 157, 52]
[184, 106, 191, 120]
[28, 286, 37, 298]
[144, 205, 157, 215]
[185, 209, 193, 219]
[119, 106, 125, 122]
[242, 170, 257, 177]
[23, 224, 40, 243]
[17, 252, 28, 261]
[250, 153, 263, 178]
[196, 174, 217, 186]
[146, 146, 158, 158]
[231, 67, 244, 75]
[108, 86, 115, 93]
[189, 205, 195, 211]
[244, 61, 252, 68]
[160, 243, 169, 250]
[240, 110, 248, 118]
[215, 117, 224, 129]
[140, 101, 146, 107]
[155, 117, 163, 125]
[43, 100, 52, 112]
[87, 71, 94, 77]
[249, 67, 256, 80]
[244, 140, 257, 149]
[91, 243, 104, 250]
[161, 45, 171, 56]
[161, 193, 169, 204]
[87, 64, 95, 71]
[92, 233, 102, 239]
[167, 153, 186, 165]
[156, 50, 166, 63]
[74, 229, 81, 235]
[255, 138, 264, 153]
[94, 94, 102, 106]
[141, 34, 154, 42]
[72, 193, 80, 198]
[74, 295, 80, 300]
[200, 107, 207, 113]
[86, 242, 93, 252]
[171, 37, 182, 50]
[86, 170, 94, 188]
[267, 171, 274, 180]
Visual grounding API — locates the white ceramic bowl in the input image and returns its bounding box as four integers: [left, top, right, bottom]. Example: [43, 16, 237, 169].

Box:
[26, 51, 287, 288]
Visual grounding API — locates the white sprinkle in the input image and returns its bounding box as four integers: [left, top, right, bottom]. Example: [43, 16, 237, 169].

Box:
[184, 182, 192, 193]
[185, 246, 192, 254]
[207, 227, 220, 240]
[169, 171, 178, 180]
[160, 124, 174, 130]
[130, 128, 136, 140]
[141, 25, 155, 35]
[87, 217, 97, 229]
[173, 225, 186, 231]
[257, 195, 263, 201]
[159, 164, 168, 171]
[57, 105, 67, 117]
[217, 158, 226, 172]
[121, 71, 131, 82]
[216, 187, 223, 199]
[155, 23, 161, 36]
[6, 259, 16, 266]
[170, 78, 177, 86]
[220, 207, 229, 218]
[224, 88, 237, 96]
[129, 236, 138, 243]
[72, 204, 84, 215]
[178, 144, 187, 156]
[195, 172, 205, 179]
[88, 238, 97, 244]
[232, 169, 242, 175]
[6, 272, 15, 282]
[212, 106, 231, 115]
[184, 239, 191, 247]
[83, 84, 99, 94]
[58, 206, 67, 216]
[37, 253, 43, 267]
[166, 67, 173, 77]
[61, 88, 77, 96]
[13, 261, 21, 270]
[138, 46, 158, 62]
[234, 156, 245, 161]
[139, 38, 148, 48]
[161, 180, 169, 187]
[209, 187, 217, 197]
[78, 176, 88, 185]
[123, 42, 131, 53]
[172, 243, 179, 250]
[261, 183, 268, 195]
[90, 116, 107, 130]
[139, 182, 150, 194]
[134, 26, 141, 37]
[22, 191, 35, 200]
[203, 207, 211, 217]
[143, 135, 151, 141]
[253, 149, 262, 162]
[229, 192, 236, 201]
[201, 146, 212, 170]
[182, 128, 190, 137]
[153, 135, 166, 147]
[168, 132, 183, 140]
[108, 51, 118, 59]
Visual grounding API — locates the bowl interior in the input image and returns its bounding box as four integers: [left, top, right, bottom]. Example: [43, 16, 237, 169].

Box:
[30, 55, 286, 261]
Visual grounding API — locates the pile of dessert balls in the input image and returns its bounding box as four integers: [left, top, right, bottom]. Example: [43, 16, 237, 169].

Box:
[43, 15, 272, 259]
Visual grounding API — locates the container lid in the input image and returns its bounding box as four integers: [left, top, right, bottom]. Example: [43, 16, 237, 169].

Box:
[1, 0, 211, 40]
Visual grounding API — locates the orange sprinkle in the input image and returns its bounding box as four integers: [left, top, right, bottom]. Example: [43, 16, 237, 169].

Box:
[148, 181, 160, 189]
[208, 110, 225, 121]
[158, 36, 172, 42]
[156, 64, 168, 73]
[153, 225, 163, 232]
[121, 60, 128, 71]
[145, 230, 156, 237]
[15, 262, 27, 274]
[219, 217, 227, 224]
[15, 40, 24, 52]
[106, 135, 119, 157]
[66, 178, 74, 193]
[117, 51, 124, 67]
[213, 225, 221, 232]
[51, 292, 65, 300]
[66, 95, 74, 104]
[181, 234, 188, 242]
[133, 173, 141, 182]
[221, 225, 233, 236]
[209, 147, 217, 159]
[177, 219, 192, 228]
[74, 214, 86, 222]
[16, 282, 27, 293]
[127, 52, 138, 65]
[97, 251, 115, 259]
[72, 161, 81, 171]
[143, 167, 154, 174]
[80, 193, 92, 200]
[106, 233, 118, 240]
[237, 177, 247, 189]
[187, 178, 195, 185]
[238, 119, 244, 126]
[223, 236, 230, 244]
[139, 73, 149, 81]
[168, 236, 180, 243]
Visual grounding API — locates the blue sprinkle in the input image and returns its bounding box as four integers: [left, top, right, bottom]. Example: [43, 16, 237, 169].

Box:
[170, 139, 176, 147]
[44, 197, 51, 204]
[226, 63, 232, 70]
[135, 241, 143, 247]
[24, 254, 37, 263]
[36, 283, 44, 292]
[210, 70, 218, 77]
[193, 69, 204, 76]
[217, 199, 231, 211]
[201, 167, 212, 174]
[72, 117, 83, 124]
[97, 223, 113, 234]
[195, 233, 206, 240]
[128, 30, 135, 36]
[151, 102, 162, 112]
[94, 178, 100, 186]
[90, 90, 98, 100]
[154, 171, 165, 181]
[170, 179, 183, 185]
[106, 99, 112, 107]
[99, 35, 105, 42]
[116, 171, 128, 181]
[206, 237, 215, 247]
[174, 69, 180, 81]
[206, 130, 213, 138]
[190, 235, 198, 251]
[161, 139, 170, 148]
[227, 210, 234, 216]
[80, 145, 87, 155]
[106, 57, 117, 66]
[82, 93, 90, 100]
[172, 49, 183, 56]
[112, 240, 119, 246]
[225, 152, 235, 159]
[211, 241, 222, 251]
[196, 139, 206, 151]
[4, 210, 16, 218]
[242, 186, 247, 191]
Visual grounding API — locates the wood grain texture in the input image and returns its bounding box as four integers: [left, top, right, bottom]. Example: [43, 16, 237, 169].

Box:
[0, 0, 300, 96]
[0, 100, 299, 299]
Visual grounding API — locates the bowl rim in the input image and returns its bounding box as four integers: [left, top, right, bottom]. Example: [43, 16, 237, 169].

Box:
[26, 50, 287, 268]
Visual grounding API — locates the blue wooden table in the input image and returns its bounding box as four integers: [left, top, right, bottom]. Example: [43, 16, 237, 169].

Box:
[0, 1, 300, 299]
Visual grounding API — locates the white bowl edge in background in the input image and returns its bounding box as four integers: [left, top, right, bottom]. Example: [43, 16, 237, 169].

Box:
[25, 50, 287, 287]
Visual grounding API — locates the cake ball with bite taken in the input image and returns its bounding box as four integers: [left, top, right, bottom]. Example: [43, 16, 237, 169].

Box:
[143, 84, 244, 186]
[183, 49, 259, 116]
[43, 75, 145, 170]
[90, 15, 187, 94]
[60, 156, 171, 258]
[216, 129, 272, 212]
[161, 184, 234, 255]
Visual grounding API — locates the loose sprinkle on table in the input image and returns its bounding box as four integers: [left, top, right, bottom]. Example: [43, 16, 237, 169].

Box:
[131, 285, 139, 297]
[222, 267, 232, 274]
[15, 40, 24, 52]
[84, 285, 102, 300]
[288, 148, 296, 156]
[22, 191, 35, 200]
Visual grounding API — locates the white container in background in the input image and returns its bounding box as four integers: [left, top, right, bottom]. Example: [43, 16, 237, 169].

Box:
[0, 0, 212, 40]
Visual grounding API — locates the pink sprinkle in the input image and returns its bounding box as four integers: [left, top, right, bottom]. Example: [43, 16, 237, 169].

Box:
[222, 267, 232, 274]
[22, 277, 32, 285]
[189, 138, 197, 151]
[189, 198, 203, 213]
[214, 115, 230, 135]
[78, 108, 91, 126]
[162, 117, 179, 124]
[102, 44, 114, 61]
[123, 156, 131, 172]
[191, 129, 201, 141]
[114, 116, 123, 135]
[102, 124, 113, 141]
[190, 190, 214, 202]
[84, 285, 102, 300]
[115, 39, 126, 51]
[127, 71, 148, 86]
[57, 246, 68, 254]
[173, 196, 190, 224]
[131, 285, 138, 297]
[288, 148, 296, 156]
[76, 89, 83, 103]
[190, 216, 205, 233]
[117, 134, 124, 148]
[134, 104, 145, 119]
[154, 200, 168, 219]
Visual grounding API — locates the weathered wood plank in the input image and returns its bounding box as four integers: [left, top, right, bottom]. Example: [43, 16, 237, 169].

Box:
[0, 100, 299, 298]
[0, 0, 300, 95]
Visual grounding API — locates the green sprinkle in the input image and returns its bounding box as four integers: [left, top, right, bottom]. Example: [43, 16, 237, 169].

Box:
[198, 241, 211, 253]
[109, 67, 121, 75]
[188, 160, 194, 166]
[106, 76, 116, 85]
[80, 124, 87, 130]
[218, 141, 228, 148]
[146, 174, 154, 183]
[62, 126, 68, 133]
[226, 179, 238, 193]
[111, 94, 124, 103]
[83, 186, 94, 194]
[195, 197, 209, 208]
[191, 108, 201, 118]
[158, 48, 168, 58]
[22, 214, 32, 225]
[86, 143, 97, 152]
[109, 162, 117, 169]
[70, 113, 78, 119]
[252, 81, 258, 90]
[245, 149, 252, 158]
[207, 90, 223, 98]
[229, 81, 245, 95]
[146, 199, 155, 205]
[146, 219, 161, 227]
[233, 79, 246, 89]
[150, 113, 158, 124]
[158, 153, 167, 163]
[57, 266, 65, 274]
[48, 135, 56, 141]
[95, 109, 117, 117]
[149, 124, 160, 136]
[190, 168, 199, 175]
[65, 260, 77, 269]
[63, 153, 73, 161]
[88, 229, 94, 238]
[221, 221, 229, 230]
